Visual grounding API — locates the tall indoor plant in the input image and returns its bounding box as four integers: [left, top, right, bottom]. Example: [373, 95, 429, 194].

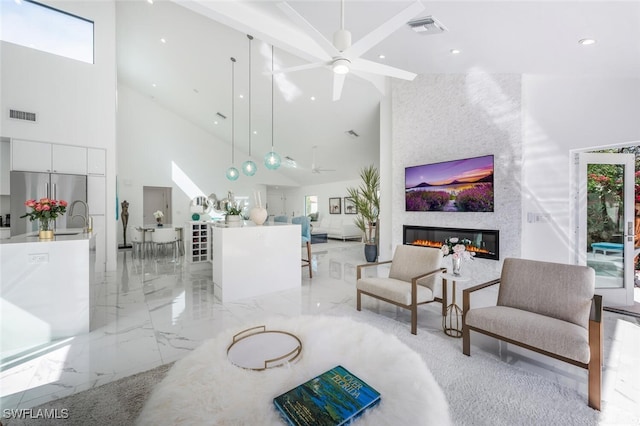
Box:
[347, 165, 380, 262]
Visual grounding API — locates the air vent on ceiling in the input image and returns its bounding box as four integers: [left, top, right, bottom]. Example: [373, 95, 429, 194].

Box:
[216, 112, 227, 119]
[9, 109, 37, 122]
[345, 130, 360, 138]
[407, 16, 447, 35]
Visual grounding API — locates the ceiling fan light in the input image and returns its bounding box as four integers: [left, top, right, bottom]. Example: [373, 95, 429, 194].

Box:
[332, 58, 351, 75]
[226, 166, 239, 181]
[264, 151, 281, 170]
[242, 160, 257, 176]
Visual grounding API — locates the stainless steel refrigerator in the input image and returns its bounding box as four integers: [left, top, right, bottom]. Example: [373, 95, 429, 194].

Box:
[10, 171, 87, 237]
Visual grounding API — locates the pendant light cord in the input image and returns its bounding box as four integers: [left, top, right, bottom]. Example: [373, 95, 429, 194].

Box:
[231, 57, 236, 165]
[271, 45, 274, 151]
[247, 34, 253, 156]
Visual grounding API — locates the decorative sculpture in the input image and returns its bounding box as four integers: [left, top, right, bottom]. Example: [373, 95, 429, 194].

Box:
[121, 200, 130, 248]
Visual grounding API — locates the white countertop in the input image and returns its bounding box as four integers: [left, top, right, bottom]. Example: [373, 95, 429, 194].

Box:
[0, 228, 94, 245]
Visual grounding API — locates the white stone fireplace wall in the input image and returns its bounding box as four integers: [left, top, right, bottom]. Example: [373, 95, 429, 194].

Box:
[391, 74, 522, 285]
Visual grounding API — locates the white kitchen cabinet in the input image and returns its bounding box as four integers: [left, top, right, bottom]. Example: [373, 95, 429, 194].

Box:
[12, 140, 87, 174]
[12, 139, 52, 172]
[87, 175, 106, 215]
[0, 140, 9, 195]
[52, 144, 87, 174]
[87, 148, 106, 175]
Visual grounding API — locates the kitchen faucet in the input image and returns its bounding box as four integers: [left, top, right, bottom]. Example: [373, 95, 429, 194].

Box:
[69, 200, 90, 232]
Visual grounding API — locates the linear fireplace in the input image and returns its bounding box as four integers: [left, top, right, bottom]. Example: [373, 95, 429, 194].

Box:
[403, 225, 499, 260]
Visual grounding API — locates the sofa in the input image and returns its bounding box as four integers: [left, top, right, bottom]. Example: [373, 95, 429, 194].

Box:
[311, 216, 362, 241]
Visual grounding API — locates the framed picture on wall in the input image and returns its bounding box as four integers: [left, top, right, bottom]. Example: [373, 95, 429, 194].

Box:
[329, 197, 342, 214]
[344, 197, 357, 214]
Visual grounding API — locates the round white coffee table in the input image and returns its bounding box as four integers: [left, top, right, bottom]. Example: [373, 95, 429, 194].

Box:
[137, 315, 451, 425]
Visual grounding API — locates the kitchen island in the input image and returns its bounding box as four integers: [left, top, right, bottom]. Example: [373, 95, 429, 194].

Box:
[0, 229, 97, 359]
[210, 221, 301, 302]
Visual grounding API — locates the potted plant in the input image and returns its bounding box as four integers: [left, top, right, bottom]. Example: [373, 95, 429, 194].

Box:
[347, 165, 380, 262]
[225, 203, 243, 225]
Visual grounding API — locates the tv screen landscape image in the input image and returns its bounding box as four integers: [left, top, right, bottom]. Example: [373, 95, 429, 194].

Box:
[405, 155, 494, 212]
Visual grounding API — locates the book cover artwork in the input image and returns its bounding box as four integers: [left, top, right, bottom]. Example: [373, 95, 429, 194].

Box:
[273, 365, 381, 426]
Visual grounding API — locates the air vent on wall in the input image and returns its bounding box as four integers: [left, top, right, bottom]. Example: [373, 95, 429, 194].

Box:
[345, 130, 360, 138]
[407, 16, 447, 35]
[9, 109, 37, 122]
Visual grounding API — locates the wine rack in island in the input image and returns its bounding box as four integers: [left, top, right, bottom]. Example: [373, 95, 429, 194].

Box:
[187, 221, 209, 263]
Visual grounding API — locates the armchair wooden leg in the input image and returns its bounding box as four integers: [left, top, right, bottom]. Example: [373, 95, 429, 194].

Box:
[411, 305, 417, 335]
[588, 319, 603, 410]
[462, 326, 470, 356]
[357, 290, 362, 311]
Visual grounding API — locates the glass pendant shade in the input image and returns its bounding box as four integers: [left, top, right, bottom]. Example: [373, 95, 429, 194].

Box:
[242, 160, 257, 176]
[226, 166, 239, 181]
[264, 150, 281, 170]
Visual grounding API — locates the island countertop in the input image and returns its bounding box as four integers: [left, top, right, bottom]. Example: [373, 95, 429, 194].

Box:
[0, 228, 94, 245]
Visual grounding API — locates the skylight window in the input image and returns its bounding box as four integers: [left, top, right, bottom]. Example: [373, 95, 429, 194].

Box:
[0, 0, 94, 64]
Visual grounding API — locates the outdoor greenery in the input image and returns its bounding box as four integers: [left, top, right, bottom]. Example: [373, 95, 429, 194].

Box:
[346, 165, 380, 244]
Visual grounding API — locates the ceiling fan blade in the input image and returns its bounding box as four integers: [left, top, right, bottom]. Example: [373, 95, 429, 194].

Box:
[346, 1, 425, 58]
[350, 69, 386, 95]
[350, 58, 417, 81]
[273, 61, 328, 74]
[277, 2, 339, 60]
[332, 73, 346, 101]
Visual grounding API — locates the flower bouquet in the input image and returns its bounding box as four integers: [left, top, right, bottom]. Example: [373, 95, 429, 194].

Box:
[21, 198, 68, 238]
[153, 210, 164, 226]
[441, 237, 475, 275]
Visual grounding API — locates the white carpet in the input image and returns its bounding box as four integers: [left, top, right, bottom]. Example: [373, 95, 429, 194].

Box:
[137, 315, 452, 425]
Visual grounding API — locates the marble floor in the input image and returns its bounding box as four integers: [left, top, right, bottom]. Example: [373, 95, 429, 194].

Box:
[1, 241, 639, 421]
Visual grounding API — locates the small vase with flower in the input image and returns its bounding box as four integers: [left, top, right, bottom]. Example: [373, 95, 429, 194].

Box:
[441, 237, 475, 276]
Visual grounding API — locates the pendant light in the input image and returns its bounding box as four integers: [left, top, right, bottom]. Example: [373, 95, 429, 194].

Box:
[242, 35, 257, 176]
[264, 44, 281, 170]
[226, 57, 239, 181]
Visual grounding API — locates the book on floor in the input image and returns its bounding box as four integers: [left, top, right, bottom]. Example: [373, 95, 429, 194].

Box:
[273, 365, 381, 426]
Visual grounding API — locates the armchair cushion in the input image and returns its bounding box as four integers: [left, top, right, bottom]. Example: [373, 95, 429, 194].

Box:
[465, 306, 590, 363]
[357, 277, 435, 305]
[389, 245, 442, 291]
[498, 258, 594, 328]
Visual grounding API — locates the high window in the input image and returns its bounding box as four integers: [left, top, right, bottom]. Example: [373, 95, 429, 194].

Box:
[1, 0, 94, 64]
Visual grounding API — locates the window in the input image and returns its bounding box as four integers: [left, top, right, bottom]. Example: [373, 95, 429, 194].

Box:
[1, 0, 94, 64]
[305, 195, 318, 218]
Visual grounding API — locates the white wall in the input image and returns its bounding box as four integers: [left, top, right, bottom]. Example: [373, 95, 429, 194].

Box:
[391, 74, 523, 284]
[521, 75, 640, 263]
[1, 0, 117, 270]
[276, 179, 362, 222]
[116, 84, 298, 244]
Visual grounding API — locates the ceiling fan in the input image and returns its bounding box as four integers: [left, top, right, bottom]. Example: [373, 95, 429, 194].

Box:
[276, 0, 425, 101]
[311, 145, 336, 174]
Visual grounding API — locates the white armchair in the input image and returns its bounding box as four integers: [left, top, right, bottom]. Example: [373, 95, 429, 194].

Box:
[356, 245, 445, 334]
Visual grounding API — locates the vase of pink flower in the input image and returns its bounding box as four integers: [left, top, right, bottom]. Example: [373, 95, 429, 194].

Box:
[441, 237, 475, 276]
[21, 198, 68, 239]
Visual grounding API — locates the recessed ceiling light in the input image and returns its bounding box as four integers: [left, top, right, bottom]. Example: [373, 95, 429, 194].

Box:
[214, 121, 218, 125]
[579, 38, 596, 45]
[152, 83, 157, 88]
[160, 38, 166, 44]
[310, 96, 316, 101]
[378, 54, 385, 59]
[147, 0, 153, 4]
[253, 130, 258, 135]
[239, 94, 244, 99]
[450, 49, 461, 54]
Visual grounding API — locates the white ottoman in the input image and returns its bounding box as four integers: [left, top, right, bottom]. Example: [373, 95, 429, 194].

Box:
[137, 315, 451, 425]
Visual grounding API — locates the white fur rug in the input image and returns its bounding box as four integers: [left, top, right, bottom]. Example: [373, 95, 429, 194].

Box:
[137, 315, 451, 425]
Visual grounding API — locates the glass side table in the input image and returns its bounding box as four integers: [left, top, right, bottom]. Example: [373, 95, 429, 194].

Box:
[440, 273, 470, 338]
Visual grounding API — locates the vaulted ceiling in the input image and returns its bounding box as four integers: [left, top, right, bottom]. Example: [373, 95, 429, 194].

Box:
[116, 0, 640, 186]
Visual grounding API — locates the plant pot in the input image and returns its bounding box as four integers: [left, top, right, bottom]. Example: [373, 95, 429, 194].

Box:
[364, 244, 377, 263]
[225, 214, 242, 225]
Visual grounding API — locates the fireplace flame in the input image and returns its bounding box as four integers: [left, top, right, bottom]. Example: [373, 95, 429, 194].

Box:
[411, 239, 493, 255]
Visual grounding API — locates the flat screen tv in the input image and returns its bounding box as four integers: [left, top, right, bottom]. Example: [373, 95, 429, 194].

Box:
[405, 154, 494, 212]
